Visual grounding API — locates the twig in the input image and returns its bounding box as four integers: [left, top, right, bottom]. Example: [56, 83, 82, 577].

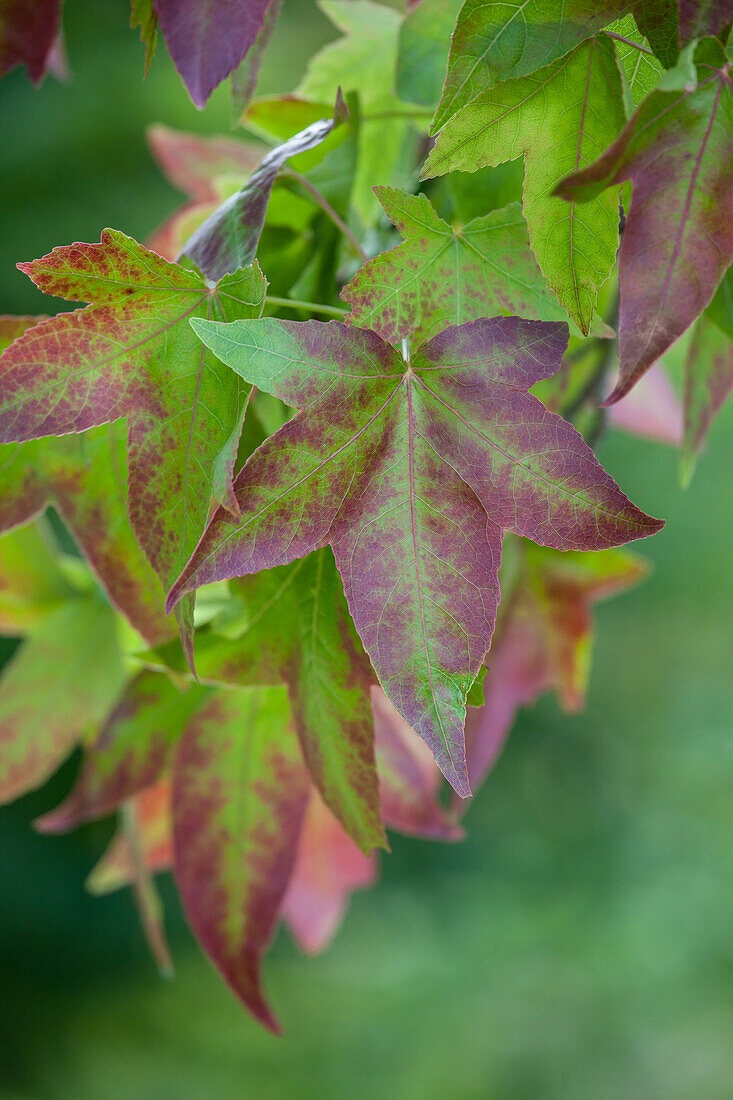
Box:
[606, 31, 653, 55]
[266, 296, 348, 318]
[280, 167, 368, 261]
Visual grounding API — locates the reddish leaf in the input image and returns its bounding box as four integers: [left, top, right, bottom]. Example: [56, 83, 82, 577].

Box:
[147, 125, 264, 203]
[230, 0, 284, 115]
[172, 687, 309, 1032]
[0, 0, 61, 82]
[678, 0, 733, 45]
[87, 781, 174, 893]
[37, 671, 208, 833]
[606, 363, 682, 445]
[555, 46, 733, 402]
[282, 790, 376, 954]
[463, 542, 647, 801]
[0, 599, 126, 804]
[371, 686, 463, 841]
[153, 0, 274, 109]
[0, 235, 266, 647]
[171, 316, 662, 796]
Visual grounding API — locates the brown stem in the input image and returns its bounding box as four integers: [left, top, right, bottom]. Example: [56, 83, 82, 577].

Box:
[281, 167, 368, 261]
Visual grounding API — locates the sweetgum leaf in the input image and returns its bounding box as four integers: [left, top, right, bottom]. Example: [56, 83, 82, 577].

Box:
[423, 36, 627, 334]
[0, 420, 173, 646]
[396, 0, 463, 107]
[147, 125, 264, 203]
[463, 541, 647, 801]
[172, 686, 309, 1033]
[681, 311, 733, 484]
[153, 0, 275, 109]
[152, 550, 385, 855]
[608, 14, 664, 108]
[342, 189, 594, 347]
[171, 316, 662, 795]
[555, 43, 733, 402]
[37, 671, 208, 833]
[0, 235, 267, 647]
[130, 0, 157, 74]
[282, 789, 376, 954]
[0, 0, 61, 82]
[433, 0, 630, 129]
[179, 98, 347, 282]
[0, 599, 126, 804]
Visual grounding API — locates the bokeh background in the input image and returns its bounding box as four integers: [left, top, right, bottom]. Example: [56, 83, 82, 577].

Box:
[1, 2, 731, 1097]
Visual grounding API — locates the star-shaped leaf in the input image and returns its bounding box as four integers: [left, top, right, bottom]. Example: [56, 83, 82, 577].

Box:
[169, 315, 662, 796]
[555, 41, 733, 401]
[423, 36, 627, 334]
[0, 236, 267, 646]
[0, 0, 61, 83]
[342, 189, 602, 346]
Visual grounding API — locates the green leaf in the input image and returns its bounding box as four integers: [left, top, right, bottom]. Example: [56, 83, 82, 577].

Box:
[172, 686, 309, 1033]
[423, 36, 627, 334]
[298, 0, 409, 226]
[396, 0, 464, 107]
[0, 524, 76, 635]
[608, 14, 664, 110]
[342, 188, 596, 347]
[433, 0, 630, 129]
[130, 0, 157, 73]
[0, 598, 126, 804]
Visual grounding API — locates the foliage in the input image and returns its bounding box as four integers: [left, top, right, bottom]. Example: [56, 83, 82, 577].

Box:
[0, 0, 730, 1033]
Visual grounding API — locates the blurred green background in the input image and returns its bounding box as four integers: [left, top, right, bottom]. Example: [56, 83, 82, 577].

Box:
[1, 2, 731, 1097]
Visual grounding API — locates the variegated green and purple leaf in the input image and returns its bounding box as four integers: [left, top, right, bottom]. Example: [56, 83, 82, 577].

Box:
[555, 43, 733, 402]
[171, 686, 309, 1033]
[0, 237, 267, 647]
[169, 316, 662, 796]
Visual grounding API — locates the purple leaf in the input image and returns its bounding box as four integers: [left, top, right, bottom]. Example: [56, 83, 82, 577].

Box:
[555, 46, 733, 402]
[153, 0, 274, 109]
[0, 0, 61, 83]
